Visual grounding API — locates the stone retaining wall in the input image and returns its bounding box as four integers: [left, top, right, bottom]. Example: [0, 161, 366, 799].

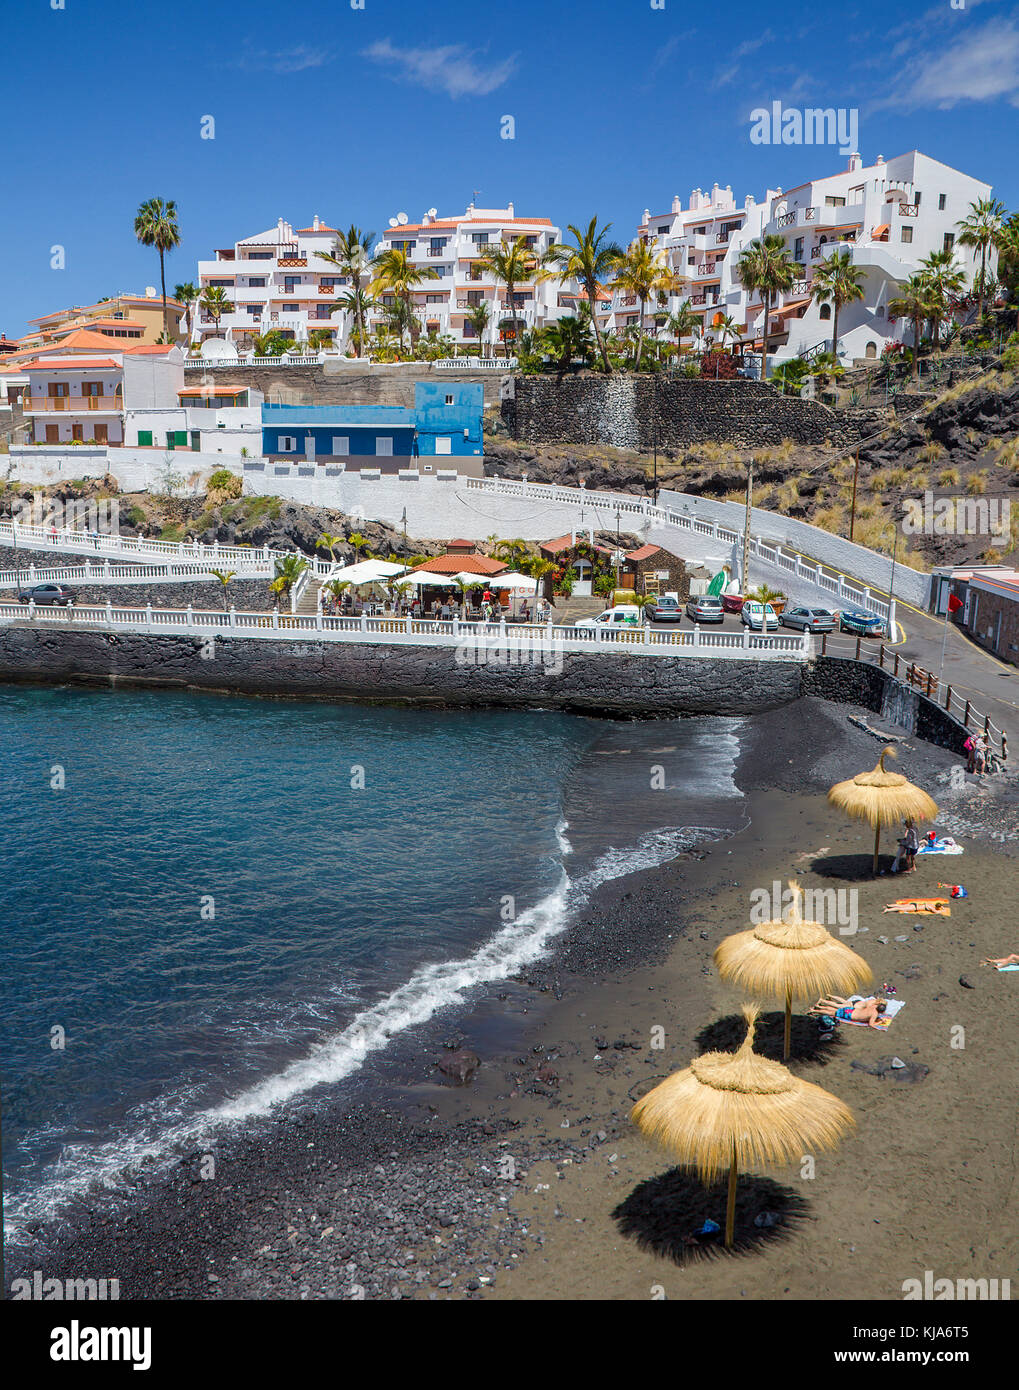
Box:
[803, 655, 969, 753]
[503, 375, 884, 450]
[0, 625, 804, 716]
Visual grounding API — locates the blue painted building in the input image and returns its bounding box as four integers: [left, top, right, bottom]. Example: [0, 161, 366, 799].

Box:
[261, 382, 483, 473]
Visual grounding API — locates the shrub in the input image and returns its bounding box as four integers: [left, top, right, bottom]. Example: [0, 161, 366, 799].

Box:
[966, 470, 988, 495]
[918, 441, 945, 464]
[1001, 345, 1019, 371]
[938, 467, 960, 486]
[700, 350, 739, 380]
[206, 469, 242, 502]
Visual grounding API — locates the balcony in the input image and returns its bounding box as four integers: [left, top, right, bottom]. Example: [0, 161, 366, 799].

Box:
[278, 257, 308, 268]
[318, 284, 337, 294]
[24, 394, 122, 413]
[898, 204, 919, 217]
[426, 247, 448, 257]
[715, 230, 731, 244]
[697, 263, 722, 278]
[690, 293, 706, 306]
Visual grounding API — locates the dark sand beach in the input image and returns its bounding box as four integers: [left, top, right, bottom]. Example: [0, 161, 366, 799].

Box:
[6, 697, 1018, 1301]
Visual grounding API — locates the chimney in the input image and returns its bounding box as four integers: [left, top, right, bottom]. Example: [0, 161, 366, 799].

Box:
[847, 153, 862, 172]
[875, 155, 885, 165]
[312, 214, 320, 230]
[507, 201, 514, 216]
[671, 195, 681, 213]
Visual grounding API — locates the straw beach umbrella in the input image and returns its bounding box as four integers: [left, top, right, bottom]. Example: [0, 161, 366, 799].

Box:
[827, 746, 938, 875]
[714, 881, 874, 1059]
[632, 1006, 854, 1247]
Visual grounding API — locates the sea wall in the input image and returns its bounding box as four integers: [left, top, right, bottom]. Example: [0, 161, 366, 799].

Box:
[503, 375, 883, 450]
[0, 625, 804, 716]
[803, 655, 969, 753]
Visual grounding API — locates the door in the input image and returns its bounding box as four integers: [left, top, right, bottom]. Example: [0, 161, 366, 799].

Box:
[94, 424, 108, 444]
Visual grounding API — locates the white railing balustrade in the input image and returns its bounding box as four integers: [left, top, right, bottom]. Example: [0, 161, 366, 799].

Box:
[0, 601, 812, 662]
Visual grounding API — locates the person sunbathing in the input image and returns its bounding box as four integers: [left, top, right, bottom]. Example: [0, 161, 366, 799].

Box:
[980, 953, 1019, 968]
[809, 994, 888, 1028]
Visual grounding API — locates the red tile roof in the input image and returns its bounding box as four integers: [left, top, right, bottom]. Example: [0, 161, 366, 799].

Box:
[21, 357, 120, 371]
[625, 544, 662, 562]
[540, 534, 615, 556]
[409, 554, 507, 576]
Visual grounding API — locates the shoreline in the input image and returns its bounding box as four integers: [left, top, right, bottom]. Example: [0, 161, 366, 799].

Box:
[6, 697, 1018, 1300]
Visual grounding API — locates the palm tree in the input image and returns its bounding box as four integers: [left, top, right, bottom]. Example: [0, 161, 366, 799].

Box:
[330, 286, 379, 356]
[209, 568, 236, 612]
[370, 247, 438, 351]
[478, 236, 544, 359]
[609, 239, 676, 370]
[134, 199, 181, 340]
[317, 532, 344, 565]
[526, 556, 558, 602]
[173, 282, 200, 343]
[918, 248, 967, 349]
[348, 531, 368, 562]
[322, 578, 351, 612]
[466, 300, 491, 352]
[494, 538, 531, 568]
[888, 275, 935, 382]
[315, 226, 376, 355]
[957, 198, 1006, 323]
[542, 218, 623, 373]
[198, 286, 234, 339]
[269, 553, 308, 607]
[542, 315, 595, 379]
[737, 234, 801, 383]
[666, 300, 701, 358]
[810, 249, 865, 356]
[714, 314, 742, 354]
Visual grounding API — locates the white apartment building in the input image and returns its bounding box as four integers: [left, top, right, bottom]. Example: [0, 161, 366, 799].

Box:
[194, 217, 349, 349]
[20, 346, 184, 446]
[633, 151, 995, 369]
[374, 203, 563, 349]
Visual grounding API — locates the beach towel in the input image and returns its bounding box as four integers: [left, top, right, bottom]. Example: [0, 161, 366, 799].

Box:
[842, 995, 906, 1030]
[917, 836, 963, 855]
[996, 964, 1019, 973]
[883, 898, 951, 916]
[938, 882, 968, 899]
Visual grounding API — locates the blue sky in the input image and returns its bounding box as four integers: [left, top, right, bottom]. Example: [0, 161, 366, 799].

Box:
[3, 0, 1018, 336]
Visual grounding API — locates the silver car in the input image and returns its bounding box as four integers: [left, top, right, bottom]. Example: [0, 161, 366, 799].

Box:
[685, 595, 725, 623]
[781, 605, 835, 633]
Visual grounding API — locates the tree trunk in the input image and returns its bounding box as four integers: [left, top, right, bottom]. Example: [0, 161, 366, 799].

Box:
[831, 300, 840, 358]
[591, 283, 612, 373]
[634, 297, 646, 370]
[913, 316, 921, 382]
[159, 247, 168, 341]
[978, 245, 987, 323]
[761, 291, 771, 382]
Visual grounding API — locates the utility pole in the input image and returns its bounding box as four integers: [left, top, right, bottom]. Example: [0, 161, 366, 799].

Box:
[615, 506, 622, 590]
[401, 506, 408, 555]
[741, 457, 754, 595]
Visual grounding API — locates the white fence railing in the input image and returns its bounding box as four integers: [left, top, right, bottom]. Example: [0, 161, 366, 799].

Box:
[0, 560, 273, 588]
[435, 357, 516, 370]
[0, 601, 812, 661]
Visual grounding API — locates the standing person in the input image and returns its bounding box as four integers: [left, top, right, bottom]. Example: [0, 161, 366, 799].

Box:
[964, 734, 976, 774]
[892, 818, 920, 874]
[974, 734, 987, 775]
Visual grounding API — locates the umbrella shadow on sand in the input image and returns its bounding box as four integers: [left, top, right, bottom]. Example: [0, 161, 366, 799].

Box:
[612, 1169, 810, 1264]
[809, 852, 896, 880]
[695, 1011, 845, 1066]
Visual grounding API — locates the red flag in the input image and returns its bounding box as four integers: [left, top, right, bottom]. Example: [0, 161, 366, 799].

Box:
[947, 593, 963, 613]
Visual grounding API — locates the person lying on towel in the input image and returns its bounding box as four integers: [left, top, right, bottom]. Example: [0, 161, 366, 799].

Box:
[882, 898, 951, 915]
[809, 995, 888, 1028]
[981, 953, 1019, 968]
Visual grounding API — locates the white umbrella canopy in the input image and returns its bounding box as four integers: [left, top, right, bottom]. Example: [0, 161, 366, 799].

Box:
[492, 571, 538, 591]
[325, 559, 406, 586]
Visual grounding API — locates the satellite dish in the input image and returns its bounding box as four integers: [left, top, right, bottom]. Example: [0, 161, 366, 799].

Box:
[145, 286, 157, 297]
[200, 338, 238, 363]
[388, 217, 398, 227]
[397, 212, 408, 225]
[428, 208, 438, 218]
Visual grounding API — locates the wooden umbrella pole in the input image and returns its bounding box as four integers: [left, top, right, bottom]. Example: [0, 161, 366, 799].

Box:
[872, 823, 881, 875]
[784, 987, 792, 1060]
[725, 1147, 738, 1248]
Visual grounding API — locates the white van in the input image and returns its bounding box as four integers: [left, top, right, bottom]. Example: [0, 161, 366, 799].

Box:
[574, 605, 642, 629]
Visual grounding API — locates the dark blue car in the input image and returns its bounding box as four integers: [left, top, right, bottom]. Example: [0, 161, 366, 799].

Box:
[839, 608, 885, 636]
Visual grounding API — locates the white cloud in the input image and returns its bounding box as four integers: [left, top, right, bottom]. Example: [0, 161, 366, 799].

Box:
[876, 16, 1019, 109]
[361, 39, 517, 98]
[713, 29, 775, 87]
[232, 45, 332, 74]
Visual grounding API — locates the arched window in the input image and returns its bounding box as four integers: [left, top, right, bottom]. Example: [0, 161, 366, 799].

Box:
[819, 303, 832, 320]
[865, 342, 878, 359]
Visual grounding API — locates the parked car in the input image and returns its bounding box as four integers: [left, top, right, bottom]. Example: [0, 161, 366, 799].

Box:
[838, 608, 885, 637]
[741, 601, 779, 631]
[643, 595, 683, 623]
[574, 604, 642, 629]
[17, 583, 77, 607]
[781, 605, 835, 633]
[685, 594, 725, 623]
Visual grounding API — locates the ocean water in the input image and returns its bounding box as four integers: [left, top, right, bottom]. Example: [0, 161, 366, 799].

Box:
[1, 684, 745, 1241]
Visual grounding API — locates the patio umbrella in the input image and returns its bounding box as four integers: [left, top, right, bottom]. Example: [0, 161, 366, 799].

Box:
[632, 1005, 854, 1247]
[828, 746, 938, 875]
[714, 881, 873, 1059]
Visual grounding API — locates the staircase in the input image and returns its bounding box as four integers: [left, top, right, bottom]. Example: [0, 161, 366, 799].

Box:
[295, 581, 320, 616]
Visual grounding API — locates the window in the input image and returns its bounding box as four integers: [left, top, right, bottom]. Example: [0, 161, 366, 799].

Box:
[191, 432, 201, 451]
[943, 232, 955, 254]
[901, 226, 913, 243]
[247, 305, 261, 316]
[247, 251, 273, 260]
[247, 276, 267, 287]
[658, 225, 669, 235]
[436, 436, 452, 455]
[282, 303, 299, 312]
[914, 192, 921, 206]
[81, 381, 104, 397]
[48, 382, 70, 397]
[794, 237, 804, 260]
[693, 226, 706, 236]
[137, 430, 153, 446]
[445, 394, 454, 405]
[472, 233, 489, 245]
[376, 437, 393, 457]
[819, 303, 832, 320]
[824, 195, 846, 207]
[278, 435, 297, 452]
[938, 193, 947, 210]
[427, 294, 445, 304]
[332, 436, 349, 456]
